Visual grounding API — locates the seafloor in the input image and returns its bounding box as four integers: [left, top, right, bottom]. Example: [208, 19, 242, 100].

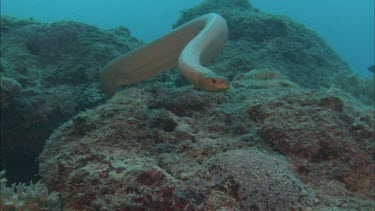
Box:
[1, 0, 374, 210]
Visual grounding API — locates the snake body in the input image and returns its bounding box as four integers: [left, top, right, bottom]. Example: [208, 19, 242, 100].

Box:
[100, 13, 229, 98]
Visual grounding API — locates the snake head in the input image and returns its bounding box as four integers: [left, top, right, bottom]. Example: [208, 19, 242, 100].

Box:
[199, 75, 230, 92]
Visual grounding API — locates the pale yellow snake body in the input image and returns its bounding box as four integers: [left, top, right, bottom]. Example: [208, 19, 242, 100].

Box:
[100, 13, 229, 98]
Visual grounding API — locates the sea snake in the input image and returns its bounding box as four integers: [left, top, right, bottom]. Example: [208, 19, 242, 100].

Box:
[100, 13, 229, 98]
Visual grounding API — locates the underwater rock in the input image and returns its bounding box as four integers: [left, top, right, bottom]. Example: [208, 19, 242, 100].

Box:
[232, 69, 299, 89]
[253, 90, 374, 203]
[0, 171, 62, 210]
[0, 76, 22, 106]
[0, 58, 22, 106]
[206, 149, 315, 210]
[175, 0, 352, 86]
[2, 0, 374, 209]
[331, 72, 374, 105]
[39, 72, 374, 209]
[0, 15, 143, 183]
[236, 69, 284, 80]
[174, 0, 374, 105]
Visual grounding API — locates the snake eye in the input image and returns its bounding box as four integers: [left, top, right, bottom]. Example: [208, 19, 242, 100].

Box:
[211, 78, 216, 84]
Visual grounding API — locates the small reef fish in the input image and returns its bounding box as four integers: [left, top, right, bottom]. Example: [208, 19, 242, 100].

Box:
[368, 65, 374, 73]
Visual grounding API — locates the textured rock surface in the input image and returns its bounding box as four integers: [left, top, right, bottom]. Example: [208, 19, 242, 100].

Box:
[39, 72, 373, 209]
[206, 150, 315, 210]
[0, 75, 22, 106]
[174, 0, 374, 104]
[1, 0, 374, 210]
[174, 0, 348, 87]
[0, 16, 142, 182]
[0, 171, 61, 210]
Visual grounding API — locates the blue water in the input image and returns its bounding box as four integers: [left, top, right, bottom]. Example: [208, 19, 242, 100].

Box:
[1, 0, 374, 77]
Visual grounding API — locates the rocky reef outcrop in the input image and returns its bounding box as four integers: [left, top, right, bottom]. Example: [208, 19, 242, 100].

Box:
[174, 0, 374, 105]
[1, 0, 374, 210]
[0, 16, 142, 182]
[39, 71, 373, 209]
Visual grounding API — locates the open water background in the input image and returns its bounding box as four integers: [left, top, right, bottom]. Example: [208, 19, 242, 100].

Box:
[1, 0, 374, 77]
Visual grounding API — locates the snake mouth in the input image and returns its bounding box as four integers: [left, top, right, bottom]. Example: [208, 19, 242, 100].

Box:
[199, 76, 230, 92]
